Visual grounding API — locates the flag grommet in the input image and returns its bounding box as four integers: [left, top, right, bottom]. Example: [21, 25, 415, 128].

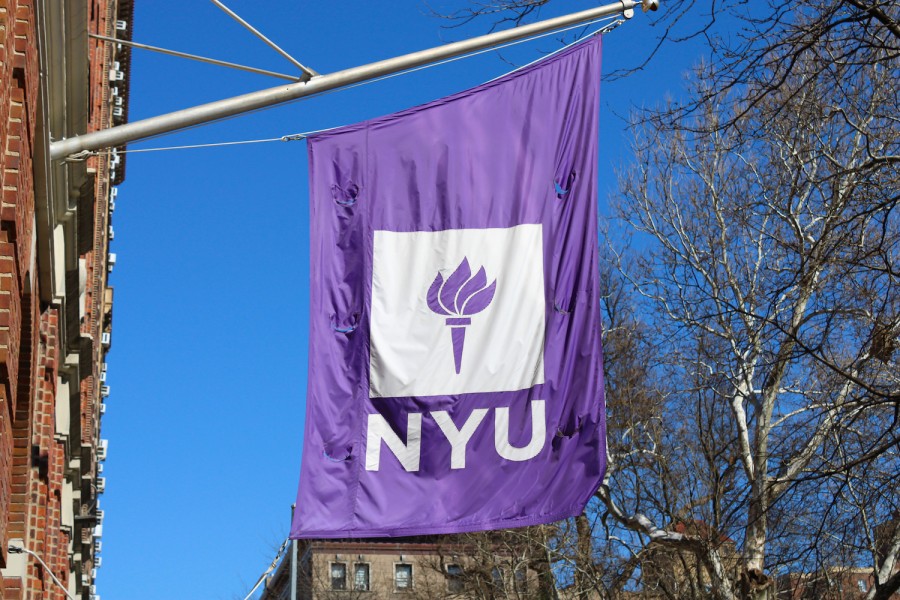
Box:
[330, 312, 360, 334]
[331, 182, 360, 206]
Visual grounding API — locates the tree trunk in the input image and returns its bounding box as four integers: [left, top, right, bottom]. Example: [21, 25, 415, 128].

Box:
[574, 514, 593, 597]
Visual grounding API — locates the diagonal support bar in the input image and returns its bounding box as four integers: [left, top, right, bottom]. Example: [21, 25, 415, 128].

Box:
[211, 0, 318, 78]
[90, 34, 303, 81]
[50, 0, 642, 160]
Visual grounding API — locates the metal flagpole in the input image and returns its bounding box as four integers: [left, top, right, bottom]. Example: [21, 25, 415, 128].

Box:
[290, 503, 298, 600]
[209, 0, 319, 78]
[49, 0, 657, 160]
[290, 539, 298, 600]
[89, 34, 303, 81]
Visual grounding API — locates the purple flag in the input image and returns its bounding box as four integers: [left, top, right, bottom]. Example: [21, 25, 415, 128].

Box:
[292, 36, 606, 538]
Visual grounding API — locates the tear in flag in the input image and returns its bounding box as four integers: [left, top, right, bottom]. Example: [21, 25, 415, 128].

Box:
[292, 36, 606, 538]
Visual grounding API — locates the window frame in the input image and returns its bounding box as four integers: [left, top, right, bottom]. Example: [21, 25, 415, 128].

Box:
[491, 566, 505, 591]
[330, 561, 348, 591]
[513, 566, 528, 593]
[394, 562, 414, 592]
[446, 563, 464, 593]
[353, 562, 371, 592]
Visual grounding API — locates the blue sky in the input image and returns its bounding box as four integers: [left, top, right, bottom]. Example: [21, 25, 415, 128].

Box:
[99, 1, 703, 598]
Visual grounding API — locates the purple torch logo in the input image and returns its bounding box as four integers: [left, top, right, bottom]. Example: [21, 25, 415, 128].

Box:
[427, 258, 497, 374]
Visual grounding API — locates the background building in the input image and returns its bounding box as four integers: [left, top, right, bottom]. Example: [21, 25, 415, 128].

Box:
[0, 0, 131, 598]
[261, 535, 538, 600]
[776, 567, 900, 600]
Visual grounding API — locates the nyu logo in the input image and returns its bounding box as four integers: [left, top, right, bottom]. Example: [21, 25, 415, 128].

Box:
[426, 258, 497, 374]
[369, 225, 545, 398]
[365, 401, 546, 472]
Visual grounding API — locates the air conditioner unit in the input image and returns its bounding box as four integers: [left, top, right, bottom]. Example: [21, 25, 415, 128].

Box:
[92, 568, 98, 579]
[95, 556, 102, 568]
[99, 403, 106, 415]
[97, 509, 104, 524]
[90, 584, 97, 594]
[82, 574, 90, 585]
[108, 69, 124, 82]
[110, 188, 118, 199]
[93, 540, 102, 554]
[96, 477, 106, 494]
[112, 107, 124, 118]
[97, 462, 103, 473]
[109, 199, 115, 213]
[99, 370, 107, 383]
[112, 61, 120, 72]
[111, 85, 118, 96]
[93, 524, 102, 538]
[114, 96, 123, 107]
[108, 226, 115, 240]
[101, 332, 111, 346]
[98, 439, 108, 460]
[116, 19, 127, 30]
[100, 385, 110, 398]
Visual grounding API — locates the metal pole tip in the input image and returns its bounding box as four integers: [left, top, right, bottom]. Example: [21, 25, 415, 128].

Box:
[642, 0, 659, 11]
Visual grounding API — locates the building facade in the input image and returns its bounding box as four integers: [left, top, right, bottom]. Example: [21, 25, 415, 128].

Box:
[776, 568, 900, 600]
[261, 536, 538, 600]
[0, 0, 131, 598]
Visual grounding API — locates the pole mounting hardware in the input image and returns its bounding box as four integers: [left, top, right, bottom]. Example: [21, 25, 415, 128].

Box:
[51, 0, 652, 159]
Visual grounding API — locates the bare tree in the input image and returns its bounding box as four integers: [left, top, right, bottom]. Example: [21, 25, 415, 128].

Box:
[436, 2, 899, 598]
[411, 529, 549, 599]
[600, 8, 900, 598]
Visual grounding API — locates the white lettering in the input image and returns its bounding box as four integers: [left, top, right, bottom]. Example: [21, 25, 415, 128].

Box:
[364, 402, 547, 471]
[494, 400, 546, 462]
[365, 413, 422, 472]
[432, 409, 488, 469]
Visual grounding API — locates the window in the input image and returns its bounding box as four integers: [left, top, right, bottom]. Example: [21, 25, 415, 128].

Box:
[492, 567, 504, 590]
[354, 563, 370, 591]
[447, 564, 464, 593]
[857, 579, 868, 592]
[395, 563, 413, 590]
[330, 563, 347, 590]
[514, 567, 528, 593]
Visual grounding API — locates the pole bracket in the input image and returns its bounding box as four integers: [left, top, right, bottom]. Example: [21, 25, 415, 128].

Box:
[50, 0, 646, 159]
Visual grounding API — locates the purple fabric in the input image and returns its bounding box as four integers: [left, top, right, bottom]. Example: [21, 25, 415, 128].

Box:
[292, 36, 606, 538]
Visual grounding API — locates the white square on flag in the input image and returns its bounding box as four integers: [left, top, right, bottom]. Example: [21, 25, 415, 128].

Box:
[370, 224, 546, 398]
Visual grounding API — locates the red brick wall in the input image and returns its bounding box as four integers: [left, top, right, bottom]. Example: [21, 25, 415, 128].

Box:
[1, 0, 117, 596]
[1, 0, 78, 597]
[0, 0, 38, 579]
[19, 307, 67, 600]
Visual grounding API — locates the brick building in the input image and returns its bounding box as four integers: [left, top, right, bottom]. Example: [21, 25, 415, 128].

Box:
[261, 536, 538, 600]
[0, 0, 131, 598]
[638, 521, 741, 599]
[776, 567, 900, 600]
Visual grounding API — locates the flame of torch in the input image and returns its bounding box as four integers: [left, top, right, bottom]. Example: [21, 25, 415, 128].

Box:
[426, 258, 497, 374]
